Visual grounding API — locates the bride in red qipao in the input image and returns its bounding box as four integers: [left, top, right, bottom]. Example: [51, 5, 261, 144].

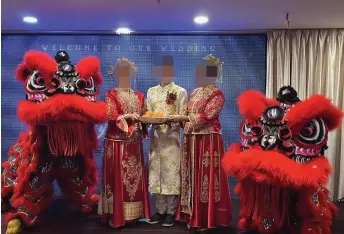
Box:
[175, 55, 232, 231]
[98, 58, 150, 228]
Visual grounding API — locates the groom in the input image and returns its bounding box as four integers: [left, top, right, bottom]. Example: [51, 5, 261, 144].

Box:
[146, 55, 187, 227]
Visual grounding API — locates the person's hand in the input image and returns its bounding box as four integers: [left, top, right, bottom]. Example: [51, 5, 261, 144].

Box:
[166, 115, 174, 123]
[125, 113, 139, 121]
[172, 115, 189, 122]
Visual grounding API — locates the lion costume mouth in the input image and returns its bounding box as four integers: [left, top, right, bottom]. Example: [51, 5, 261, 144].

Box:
[18, 95, 106, 125]
[223, 144, 331, 188]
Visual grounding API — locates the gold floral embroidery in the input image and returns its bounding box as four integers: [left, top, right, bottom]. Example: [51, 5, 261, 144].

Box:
[214, 151, 220, 168]
[147, 83, 186, 195]
[185, 84, 224, 134]
[105, 95, 117, 120]
[201, 175, 209, 203]
[202, 151, 210, 168]
[116, 88, 141, 114]
[181, 141, 189, 206]
[206, 94, 224, 119]
[214, 174, 220, 202]
[122, 154, 142, 201]
[106, 143, 113, 158]
[147, 83, 186, 118]
[110, 89, 144, 142]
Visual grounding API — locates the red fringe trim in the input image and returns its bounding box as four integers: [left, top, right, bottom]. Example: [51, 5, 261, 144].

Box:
[46, 123, 95, 157]
[238, 180, 290, 230]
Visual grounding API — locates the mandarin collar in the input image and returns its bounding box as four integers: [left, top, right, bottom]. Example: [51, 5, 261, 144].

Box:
[159, 82, 174, 90]
[200, 83, 216, 90]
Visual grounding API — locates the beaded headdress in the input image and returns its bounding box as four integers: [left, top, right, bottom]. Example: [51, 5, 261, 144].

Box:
[204, 54, 223, 83]
[107, 57, 138, 78]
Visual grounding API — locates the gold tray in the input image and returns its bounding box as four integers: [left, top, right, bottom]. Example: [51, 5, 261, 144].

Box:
[139, 117, 168, 124]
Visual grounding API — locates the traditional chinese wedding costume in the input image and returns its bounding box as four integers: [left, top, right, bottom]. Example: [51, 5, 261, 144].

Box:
[177, 84, 232, 229]
[98, 88, 150, 228]
[146, 82, 187, 215]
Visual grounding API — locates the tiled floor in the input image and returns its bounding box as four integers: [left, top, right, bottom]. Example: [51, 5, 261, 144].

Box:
[1, 199, 343, 234]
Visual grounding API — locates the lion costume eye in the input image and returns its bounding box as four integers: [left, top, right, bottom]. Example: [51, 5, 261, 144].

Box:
[297, 118, 326, 145]
[85, 77, 96, 92]
[26, 70, 47, 91]
[76, 77, 96, 93]
[75, 78, 87, 89]
[241, 121, 252, 136]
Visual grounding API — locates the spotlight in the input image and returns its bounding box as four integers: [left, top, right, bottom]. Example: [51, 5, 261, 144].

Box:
[23, 16, 38, 23]
[115, 28, 132, 35]
[194, 16, 208, 24]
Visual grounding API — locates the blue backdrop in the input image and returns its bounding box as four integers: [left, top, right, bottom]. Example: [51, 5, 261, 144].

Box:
[1, 34, 266, 197]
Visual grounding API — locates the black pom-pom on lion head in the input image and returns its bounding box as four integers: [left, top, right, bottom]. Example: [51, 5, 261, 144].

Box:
[276, 86, 300, 105]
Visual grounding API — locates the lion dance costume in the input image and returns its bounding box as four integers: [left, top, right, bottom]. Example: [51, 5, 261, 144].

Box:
[222, 86, 343, 234]
[1, 51, 107, 234]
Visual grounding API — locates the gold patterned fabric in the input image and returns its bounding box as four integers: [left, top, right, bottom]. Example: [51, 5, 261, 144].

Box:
[98, 89, 150, 227]
[178, 133, 232, 228]
[184, 84, 225, 135]
[178, 85, 232, 229]
[105, 88, 147, 142]
[146, 82, 188, 195]
[123, 201, 143, 220]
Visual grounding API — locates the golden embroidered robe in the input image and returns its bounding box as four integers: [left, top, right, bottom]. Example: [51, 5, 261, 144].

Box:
[146, 82, 188, 195]
[177, 84, 232, 228]
[98, 88, 150, 228]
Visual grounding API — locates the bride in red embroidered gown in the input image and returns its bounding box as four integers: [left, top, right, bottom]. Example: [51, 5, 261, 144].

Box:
[175, 55, 232, 230]
[98, 58, 150, 228]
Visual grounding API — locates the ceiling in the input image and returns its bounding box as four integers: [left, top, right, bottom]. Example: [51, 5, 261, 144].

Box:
[2, 0, 344, 32]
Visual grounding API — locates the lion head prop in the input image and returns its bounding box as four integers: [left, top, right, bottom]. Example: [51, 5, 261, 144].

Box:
[222, 86, 343, 234]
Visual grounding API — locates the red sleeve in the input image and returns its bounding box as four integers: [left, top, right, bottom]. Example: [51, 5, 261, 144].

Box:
[189, 90, 225, 130]
[105, 91, 130, 134]
[105, 91, 120, 121]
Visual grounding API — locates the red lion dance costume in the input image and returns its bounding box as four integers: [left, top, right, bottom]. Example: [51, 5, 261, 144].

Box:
[1, 51, 107, 234]
[222, 86, 343, 234]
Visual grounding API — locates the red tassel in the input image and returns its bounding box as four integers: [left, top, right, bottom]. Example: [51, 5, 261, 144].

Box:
[239, 180, 291, 231]
[46, 123, 95, 157]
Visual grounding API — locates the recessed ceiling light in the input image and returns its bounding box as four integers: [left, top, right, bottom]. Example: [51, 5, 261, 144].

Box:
[115, 28, 132, 35]
[23, 16, 38, 24]
[194, 16, 208, 24]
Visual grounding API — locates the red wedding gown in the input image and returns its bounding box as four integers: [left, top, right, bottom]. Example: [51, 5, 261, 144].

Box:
[177, 84, 232, 229]
[98, 88, 150, 228]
